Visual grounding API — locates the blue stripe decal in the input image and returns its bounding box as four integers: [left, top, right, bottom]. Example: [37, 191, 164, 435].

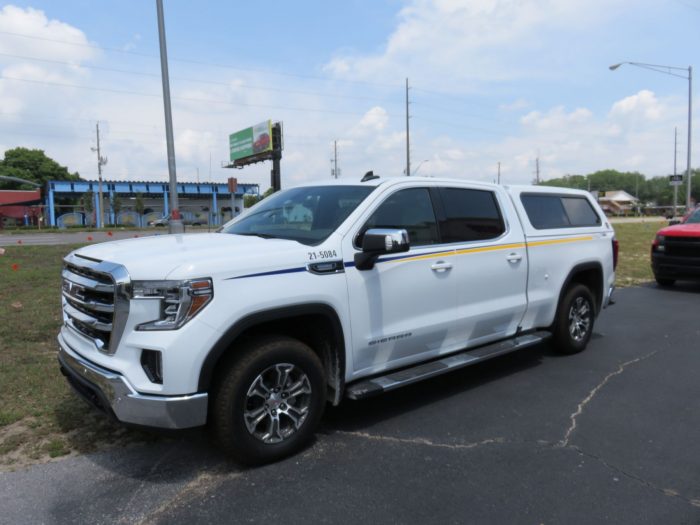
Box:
[226, 266, 307, 280]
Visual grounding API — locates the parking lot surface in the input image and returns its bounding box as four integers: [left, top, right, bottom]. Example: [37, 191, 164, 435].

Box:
[2, 284, 699, 524]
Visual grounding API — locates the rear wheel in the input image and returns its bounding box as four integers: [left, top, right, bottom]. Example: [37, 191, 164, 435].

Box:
[552, 284, 595, 354]
[212, 336, 326, 465]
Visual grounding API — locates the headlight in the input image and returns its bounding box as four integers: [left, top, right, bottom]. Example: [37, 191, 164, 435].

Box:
[132, 278, 213, 331]
[654, 235, 666, 252]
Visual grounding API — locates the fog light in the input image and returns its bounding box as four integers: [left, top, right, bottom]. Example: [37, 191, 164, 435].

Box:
[141, 349, 163, 384]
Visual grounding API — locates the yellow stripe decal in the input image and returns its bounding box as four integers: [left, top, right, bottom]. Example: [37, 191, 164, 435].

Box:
[386, 235, 595, 264]
[526, 235, 595, 247]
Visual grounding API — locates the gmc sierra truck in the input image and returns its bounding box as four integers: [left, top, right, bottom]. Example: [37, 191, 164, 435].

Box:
[58, 174, 617, 464]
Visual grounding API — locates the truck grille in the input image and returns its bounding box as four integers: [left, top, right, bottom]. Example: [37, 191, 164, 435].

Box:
[665, 237, 700, 258]
[61, 254, 130, 355]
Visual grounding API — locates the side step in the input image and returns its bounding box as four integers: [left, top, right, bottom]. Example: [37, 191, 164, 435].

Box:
[345, 331, 551, 400]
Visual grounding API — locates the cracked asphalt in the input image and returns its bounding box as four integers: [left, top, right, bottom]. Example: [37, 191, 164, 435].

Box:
[2, 284, 700, 524]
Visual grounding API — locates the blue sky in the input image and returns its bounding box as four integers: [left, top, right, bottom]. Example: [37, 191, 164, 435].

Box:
[0, 1, 699, 190]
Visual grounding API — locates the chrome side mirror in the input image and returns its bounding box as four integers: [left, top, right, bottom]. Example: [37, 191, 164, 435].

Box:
[354, 228, 410, 271]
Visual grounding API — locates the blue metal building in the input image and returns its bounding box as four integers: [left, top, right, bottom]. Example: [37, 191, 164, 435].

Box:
[46, 179, 259, 227]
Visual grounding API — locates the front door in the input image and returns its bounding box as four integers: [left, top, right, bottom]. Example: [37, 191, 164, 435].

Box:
[343, 186, 459, 376]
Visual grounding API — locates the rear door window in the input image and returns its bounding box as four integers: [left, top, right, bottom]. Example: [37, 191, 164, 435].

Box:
[438, 188, 505, 242]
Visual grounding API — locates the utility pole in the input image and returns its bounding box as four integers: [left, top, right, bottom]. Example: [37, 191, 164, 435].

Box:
[674, 126, 679, 216]
[405, 78, 411, 176]
[156, 0, 183, 234]
[497, 162, 501, 184]
[91, 122, 107, 228]
[332, 140, 339, 179]
[535, 157, 540, 184]
[687, 66, 693, 210]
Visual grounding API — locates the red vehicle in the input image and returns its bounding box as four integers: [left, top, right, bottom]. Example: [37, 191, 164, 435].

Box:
[651, 207, 700, 286]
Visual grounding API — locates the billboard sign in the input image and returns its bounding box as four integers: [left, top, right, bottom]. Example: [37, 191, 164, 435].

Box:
[229, 120, 272, 162]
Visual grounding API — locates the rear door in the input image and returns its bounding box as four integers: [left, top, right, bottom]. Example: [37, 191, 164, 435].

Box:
[433, 184, 528, 346]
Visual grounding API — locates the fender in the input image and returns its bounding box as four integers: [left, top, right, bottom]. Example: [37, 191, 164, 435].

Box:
[198, 303, 346, 394]
[556, 261, 604, 317]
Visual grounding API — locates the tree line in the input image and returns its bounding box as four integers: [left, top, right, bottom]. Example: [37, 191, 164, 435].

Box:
[538, 169, 700, 205]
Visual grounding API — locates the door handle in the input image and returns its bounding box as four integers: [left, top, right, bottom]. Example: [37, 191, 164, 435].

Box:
[431, 261, 453, 272]
[506, 252, 522, 263]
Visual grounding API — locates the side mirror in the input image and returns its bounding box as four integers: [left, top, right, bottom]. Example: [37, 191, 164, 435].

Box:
[354, 228, 410, 271]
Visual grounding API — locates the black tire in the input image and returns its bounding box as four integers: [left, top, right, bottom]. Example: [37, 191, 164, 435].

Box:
[211, 336, 326, 465]
[655, 276, 675, 287]
[552, 284, 595, 355]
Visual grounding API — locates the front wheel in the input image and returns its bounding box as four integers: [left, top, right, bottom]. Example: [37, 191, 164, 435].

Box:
[552, 284, 595, 355]
[212, 336, 326, 465]
[654, 276, 675, 287]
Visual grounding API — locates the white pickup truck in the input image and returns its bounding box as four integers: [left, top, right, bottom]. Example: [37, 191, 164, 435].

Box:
[58, 174, 617, 463]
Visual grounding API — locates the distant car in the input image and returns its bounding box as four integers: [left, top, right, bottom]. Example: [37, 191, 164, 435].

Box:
[148, 215, 203, 227]
[651, 207, 700, 286]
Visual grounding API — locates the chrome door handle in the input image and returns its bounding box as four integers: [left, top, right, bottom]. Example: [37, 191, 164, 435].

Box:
[506, 252, 522, 263]
[431, 261, 453, 272]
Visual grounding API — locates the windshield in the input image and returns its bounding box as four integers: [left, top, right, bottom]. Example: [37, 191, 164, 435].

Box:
[686, 208, 700, 224]
[222, 185, 375, 245]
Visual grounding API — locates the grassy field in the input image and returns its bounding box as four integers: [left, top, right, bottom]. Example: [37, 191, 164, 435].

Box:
[0, 221, 664, 469]
[0, 244, 156, 471]
[611, 220, 662, 286]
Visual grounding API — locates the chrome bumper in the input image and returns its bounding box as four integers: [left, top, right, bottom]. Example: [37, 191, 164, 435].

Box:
[57, 333, 208, 429]
[603, 284, 616, 308]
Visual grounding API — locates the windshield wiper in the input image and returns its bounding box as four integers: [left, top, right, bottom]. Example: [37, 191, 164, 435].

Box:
[233, 232, 279, 239]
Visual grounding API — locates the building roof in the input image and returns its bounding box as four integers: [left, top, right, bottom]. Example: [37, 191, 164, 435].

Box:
[0, 189, 42, 206]
[47, 179, 259, 196]
[600, 190, 638, 203]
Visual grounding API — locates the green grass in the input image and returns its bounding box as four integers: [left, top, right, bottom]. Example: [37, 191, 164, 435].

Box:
[613, 221, 663, 287]
[0, 224, 664, 468]
[0, 244, 157, 470]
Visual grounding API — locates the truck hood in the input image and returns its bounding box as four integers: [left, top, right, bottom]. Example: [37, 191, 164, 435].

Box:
[71, 233, 310, 280]
[657, 223, 700, 238]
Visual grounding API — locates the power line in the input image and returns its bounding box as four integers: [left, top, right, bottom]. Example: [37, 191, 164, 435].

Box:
[0, 30, 401, 89]
[0, 75, 387, 117]
[0, 51, 401, 105]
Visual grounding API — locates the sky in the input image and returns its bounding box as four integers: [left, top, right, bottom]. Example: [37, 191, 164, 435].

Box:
[0, 0, 699, 191]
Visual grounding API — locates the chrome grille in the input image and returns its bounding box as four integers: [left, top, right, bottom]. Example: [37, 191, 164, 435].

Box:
[61, 254, 130, 355]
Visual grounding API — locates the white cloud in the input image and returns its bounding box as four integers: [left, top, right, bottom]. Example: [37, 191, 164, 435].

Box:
[609, 90, 664, 120]
[323, 0, 632, 90]
[354, 106, 389, 134]
[0, 5, 97, 63]
[521, 106, 593, 131]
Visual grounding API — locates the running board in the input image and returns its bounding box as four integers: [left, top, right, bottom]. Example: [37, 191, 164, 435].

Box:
[345, 331, 551, 400]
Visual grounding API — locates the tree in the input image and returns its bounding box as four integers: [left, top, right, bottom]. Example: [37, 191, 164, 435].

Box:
[134, 193, 145, 226]
[110, 194, 123, 224]
[243, 187, 274, 208]
[0, 147, 79, 189]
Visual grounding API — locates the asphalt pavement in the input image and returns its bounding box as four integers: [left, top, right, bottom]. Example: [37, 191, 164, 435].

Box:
[2, 284, 700, 524]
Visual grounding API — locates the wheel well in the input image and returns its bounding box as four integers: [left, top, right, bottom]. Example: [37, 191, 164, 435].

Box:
[561, 264, 604, 316]
[199, 306, 346, 405]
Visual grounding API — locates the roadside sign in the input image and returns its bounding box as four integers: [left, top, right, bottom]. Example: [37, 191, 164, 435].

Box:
[669, 174, 683, 186]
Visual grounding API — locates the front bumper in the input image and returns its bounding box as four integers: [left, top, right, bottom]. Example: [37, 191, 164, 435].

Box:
[651, 253, 700, 280]
[58, 333, 208, 429]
